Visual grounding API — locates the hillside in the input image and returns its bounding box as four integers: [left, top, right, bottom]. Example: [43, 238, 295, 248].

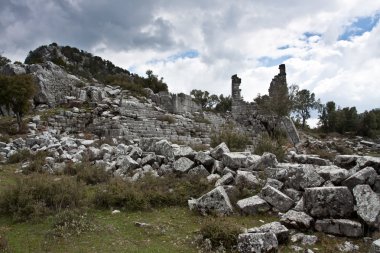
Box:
[0, 44, 379, 253]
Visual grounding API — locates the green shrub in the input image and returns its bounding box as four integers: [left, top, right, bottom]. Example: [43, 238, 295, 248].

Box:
[46, 209, 97, 239]
[254, 133, 285, 162]
[64, 163, 110, 185]
[157, 115, 176, 124]
[211, 123, 252, 151]
[199, 219, 242, 251]
[0, 174, 85, 221]
[7, 149, 32, 164]
[22, 151, 50, 174]
[93, 175, 211, 211]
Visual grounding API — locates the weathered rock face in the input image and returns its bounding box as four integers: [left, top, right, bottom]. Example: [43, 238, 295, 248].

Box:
[314, 219, 363, 238]
[352, 184, 380, 228]
[191, 186, 233, 216]
[237, 233, 278, 253]
[248, 222, 289, 244]
[280, 210, 314, 230]
[341, 167, 377, 189]
[210, 142, 230, 160]
[316, 165, 349, 184]
[260, 185, 294, 212]
[237, 196, 270, 215]
[173, 157, 194, 173]
[235, 170, 260, 189]
[285, 164, 325, 190]
[303, 187, 354, 218]
[222, 152, 248, 170]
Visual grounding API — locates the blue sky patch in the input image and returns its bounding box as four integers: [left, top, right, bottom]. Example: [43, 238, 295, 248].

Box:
[146, 49, 199, 65]
[258, 55, 292, 67]
[303, 32, 322, 39]
[338, 14, 380, 41]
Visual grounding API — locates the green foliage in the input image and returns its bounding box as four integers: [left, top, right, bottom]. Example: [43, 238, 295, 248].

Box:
[24, 44, 168, 95]
[199, 219, 242, 251]
[193, 115, 211, 124]
[7, 149, 32, 164]
[0, 74, 37, 130]
[93, 175, 211, 211]
[64, 163, 111, 185]
[0, 54, 11, 67]
[190, 89, 232, 112]
[254, 132, 286, 162]
[46, 210, 97, 239]
[211, 122, 252, 151]
[21, 151, 50, 174]
[0, 174, 85, 221]
[156, 114, 176, 124]
[292, 88, 320, 128]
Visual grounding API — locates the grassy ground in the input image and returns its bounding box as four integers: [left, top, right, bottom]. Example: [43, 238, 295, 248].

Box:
[0, 163, 374, 253]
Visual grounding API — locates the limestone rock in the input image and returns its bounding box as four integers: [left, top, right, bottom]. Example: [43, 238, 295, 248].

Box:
[207, 174, 221, 183]
[265, 178, 283, 190]
[140, 153, 157, 166]
[173, 157, 194, 173]
[352, 184, 380, 228]
[260, 185, 294, 212]
[337, 241, 359, 252]
[210, 142, 230, 160]
[369, 239, 380, 253]
[314, 219, 363, 237]
[342, 167, 377, 189]
[115, 155, 139, 172]
[250, 152, 278, 170]
[237, 195, 270, 215]
[222, 152, 248, 170]
[237, 233, 278, 253]
[188, 165, 210, 178]
[280, 210, 314, 230]
[235, 170, 260, 189]
[215, 172, 234, 187]
[193, 186, 233, 216]
[247, 222, 289, 243]
[317, 165, 349, 184]
[304, 187, 354, 218]
[173, 145, 196, 159]
[285, 164, 325, 190]
[194, 151, 215, 167]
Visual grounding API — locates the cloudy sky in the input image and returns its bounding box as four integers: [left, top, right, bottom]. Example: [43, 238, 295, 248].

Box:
[1, 0, 380, 120]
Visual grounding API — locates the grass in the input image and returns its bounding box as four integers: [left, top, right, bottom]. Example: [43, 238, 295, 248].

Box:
[0, 163, 374, 252]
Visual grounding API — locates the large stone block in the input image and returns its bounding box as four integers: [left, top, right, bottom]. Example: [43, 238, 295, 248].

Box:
[173, 157, 194, 173]
[237, 195, 270, 215]
[237, 233, 278, 253]
[280, 210, 314, 230]
[304, 187, 354, 218]
[222, 152, 248, 169]
[260, 185, 294, 212]
[210, 142, 230, 160]
[314, 219, 363, 237]
[247, 222, 289, 243]
[192, 186, 233, 216]
[342, 167, 377, 189]
[285, 164, 325, 190]
[353, 184, 380, 228]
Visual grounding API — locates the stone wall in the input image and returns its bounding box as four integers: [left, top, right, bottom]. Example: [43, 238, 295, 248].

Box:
[150, 92, 201, 114]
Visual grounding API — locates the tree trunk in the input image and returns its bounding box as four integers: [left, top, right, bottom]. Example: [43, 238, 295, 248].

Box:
[16, 113, 22, 132]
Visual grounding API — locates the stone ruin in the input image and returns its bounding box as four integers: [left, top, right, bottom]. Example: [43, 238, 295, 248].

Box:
[231, 64, 300, 145]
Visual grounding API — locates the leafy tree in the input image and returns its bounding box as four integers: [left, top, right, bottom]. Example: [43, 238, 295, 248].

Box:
[357, 110, 378, 137]
[0, 54, 11, 67]
[190, 89, 210, 109]
[214, 95, 232, 112]
[293, 89, 320, 128]
[0, 74, 37, 130]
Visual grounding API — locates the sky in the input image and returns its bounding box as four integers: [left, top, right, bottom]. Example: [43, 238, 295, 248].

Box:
[1, 0, 380, 125]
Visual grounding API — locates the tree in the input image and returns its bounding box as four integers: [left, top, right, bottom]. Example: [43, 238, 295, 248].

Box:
[190, 89, 210, 109]
[357, 110, 377, 137]
[293, 89, 319, 128]
[0, 74, 37, 130]
[214, 95, 232, 112]
[0, 54, 11, 67]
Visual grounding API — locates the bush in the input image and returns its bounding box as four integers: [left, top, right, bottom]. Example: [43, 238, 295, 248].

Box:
[7, 149, 32, 164]
[93, 175, 211, 211]
[0, 174, 85, 221]
[157, 115, 176, 124]
[211, 123, 252, 151]
[22, 151, 50, 174]
[46, 209, 97, 239]
[199, 219, 242, 251]
[64, 163, 111, 185]
[254, 133, 285, 162]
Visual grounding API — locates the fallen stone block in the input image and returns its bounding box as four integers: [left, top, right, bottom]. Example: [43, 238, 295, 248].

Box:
[280, 210, 313, 230]
[314, 219, 363, 238]
[237, 195, 270, 215]
[237, 233, 278, 253]
[247, 222, 289, 243]
[260, 185, 294, 212]
[192, 186, 233, 216]
[353, 184, 380, 228]
[342, 167, 377, 189]
[304, 186, 354, 218]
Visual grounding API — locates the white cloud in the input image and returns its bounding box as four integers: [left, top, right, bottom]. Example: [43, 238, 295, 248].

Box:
[1, 0, 380, 113]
